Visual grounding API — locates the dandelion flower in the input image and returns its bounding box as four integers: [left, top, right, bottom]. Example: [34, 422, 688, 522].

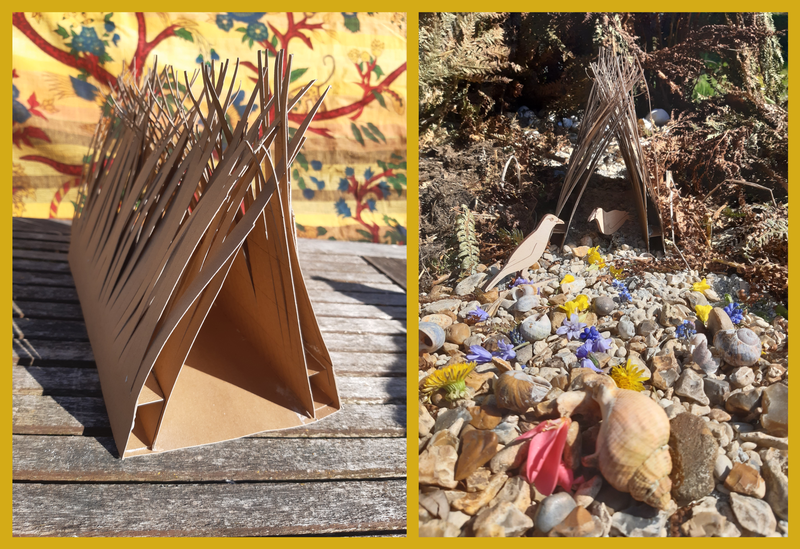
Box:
[610, 360, 648, 392]
[420, 362, 476, 401]
[695, 304, 712, 324]
[693, 278, 711, 292]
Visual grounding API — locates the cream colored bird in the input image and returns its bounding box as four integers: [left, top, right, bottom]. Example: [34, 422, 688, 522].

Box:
[485, 214, 565, 290]
[588, 208, 630, 235]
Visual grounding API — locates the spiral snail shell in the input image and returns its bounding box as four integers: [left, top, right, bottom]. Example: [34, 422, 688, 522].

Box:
[691, 333, 720, 375]
[713, 328, 761, 367]
[587, 384, 673, 510]
[494, 370, 552, 413]
[419, 322, 446, 354]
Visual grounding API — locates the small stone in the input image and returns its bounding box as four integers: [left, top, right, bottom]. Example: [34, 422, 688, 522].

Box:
[707, 307, 735, 337]
[760, 383, 788, 436]
[549, 506, 602, 537]
[616, 318, 636, 340]
[738, 431, 788, 450]
[419, 519, 462, 537]
[636, 319, 659, 337]
[730, 367, 755, 389]
[420, 402, 435, 437]
[491, 422, 519, 445]
[434, 407, 473, 434]
[491, 475, 531, 513]
[703, 378, 730, 407]
[708, 408, 731, 422]
[724, 462, 766, 498]
[455, 273, 488, 296]
[714, 454, 733, 481]
[455, 430, 500, 481]
[684, 291, 709, 308]
[515, 344, 534, 366]
[473, 501, 533, 537]
[761, 448, 788, 520]
[419, 489, 450, 521]
[690, 403, 711, 416]
[650, 352, 681, 391]
[489, 442, 526, 474]
[610, 504, 669, 537]
[561, 277, 586, 295]
[658, 302, 683, 327]
[445, 323, 471, 345]
[674, 369, 710, 405]
[703, 288, 721, 301]
[572, 245, 590, 258]
[729, 492, 777, 536]
[593, 296, 615, 316]
[725, 387, 762, 415]
[573, 475, 603, 508]
[451, 472, 508, 515]
[419, 444, 459, 489]
[669, 413, 718, 506]
[422, 299, 462, 315]
[535, 492, 577, 534]
[681, 511, 741, 537]
[465, 467, 492, 492]
[421, 313, 454, 328]
[477, 288, 499, 304]
[468, 404, 504, 430]
[491, 356, 513, 373]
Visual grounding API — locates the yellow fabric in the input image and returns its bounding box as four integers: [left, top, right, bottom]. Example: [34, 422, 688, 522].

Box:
[12, 12, 407, 244]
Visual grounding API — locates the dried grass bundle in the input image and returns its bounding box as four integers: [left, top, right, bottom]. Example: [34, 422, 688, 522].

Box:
[69, 51, 340, 457]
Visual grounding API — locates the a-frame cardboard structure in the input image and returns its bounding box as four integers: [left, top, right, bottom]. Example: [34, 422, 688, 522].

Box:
[69, 51, 340, 458]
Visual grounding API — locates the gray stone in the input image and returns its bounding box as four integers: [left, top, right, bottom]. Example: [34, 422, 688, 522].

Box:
[669, 413, 718, 506]
[681, 511, 741, 537]
[489, 442, 526, 474]
[419, 519, 462, 537]
[616, 318, 636, 340]
[610, 504, 669, 537]
[513, 295, 541, 313]
[434, 407, 473, 434]
[684, 291, 709, 308]
[515, 343, 534, 366]
[714, 454, 733, 482]
[674, 369, 710, 406]
[729, 492, 777, 536]
[593, 296, 616, 316]
[473, 501, 533, 537]
[703, 378, 730, 407]
[729, 367, 755, 389]
[535, 492, 577, 534]
[422, 299, 462, 315]
[725, 387, 762, 415]
[419, 444, 459, 489]
[739, 431, 788, 450]
[420, 402, 435, 437]
[573, 475, 604, 508]
[760, 448, 788, 521]
[760, 383, 788, 437]
[491, 422, 520, 445]
[455, 273, 488, 296]
[636, 319, 659, 337]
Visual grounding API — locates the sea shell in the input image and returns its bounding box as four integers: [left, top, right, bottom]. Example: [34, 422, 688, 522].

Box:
[420, 314, 453, 329]
[713, 328, 761, 367]
[494, 371, 552, 413]
[691, 333, 720, 375]
[419, 322, 446, 354]
[519, 313, 552, 342]
[589, 384, 673, 510]
[513, 295, 540, 313]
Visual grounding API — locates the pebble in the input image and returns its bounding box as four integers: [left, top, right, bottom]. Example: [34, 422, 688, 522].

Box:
[420, 403, 436, 437]
[636, 319, 658, 337]
[419, 444, 459, 489]
[455, 430, 500, 481]
[491, 422, 519, 445]
[422, 299, 462, 315]
[421, 314, 454, 328]
[674, 369, 710, 406]
[419, 519, 462, 537]
[703, 378, 730, 407]
[455, 273, 487, 296]
[549, 506, 603, 537]
[593, 296, 615, 316]
[738, 431, 788, 450]
[669, 413, 718, 506]
[434, 408, 473, 434]
[681, 510, 741, 537]
[760, 448, 788, 520]
[573, 475, 603, 508]
[760, 383, 788, 436]
[616, 318, 636, 340]
[445, 323, 471, 345]
[535, 492, 577, 534]
[491, 475, 531, 513]
[714, 454, 733, 481]
[473, 501, 533, 537]
[609, 504, 669, 537]
[452, 472, 508, 515]
[489, 442, 525, 474]
[467, 404, 504, 430]
[729, 492, 777, 536]
[724, 462, 766, 498]
[729, 367, 755, 389]
[725, 387, 762, 415]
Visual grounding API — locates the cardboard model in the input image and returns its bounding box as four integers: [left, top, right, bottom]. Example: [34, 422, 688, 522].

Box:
[587, 208, 631, 235]
[485, 214, 564, 291]
[68, 51, 340, 458]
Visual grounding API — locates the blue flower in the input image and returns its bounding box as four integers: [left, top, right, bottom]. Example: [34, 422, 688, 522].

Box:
[104, 20, 116, 33]
[338, 178, 350, 192]
[612, 279, 632, 302]
[723, 302, 744, 325]
[507, 327, 525, 346]
[366, 198, 377, 212]
[70, 76, 99, 101]
[345, 167, 355, 177]
[675, 319, 697, 340]
[211, 49, 220, 61]
[556, 314, 586, 340]
[591, 336, 612, 354]
[364, 167, 374, 180]
[579, 326, 601, 342]
[246, 22, 269, 42]
[112, 33, 120, 46]
[216, 13, 234, 31]
[334, 198, 351, 218]
[575, 341, 593, 359]
[377, 181, 390, 198]
[72, 27, 105, 57]
[466, 345, 492, 364]
[510, 277, 531, 288]
[229, 13, 266, 23]
[578, 357, 604, 373]
[493, 340, 516, 361]
[467, 308, 489, 322]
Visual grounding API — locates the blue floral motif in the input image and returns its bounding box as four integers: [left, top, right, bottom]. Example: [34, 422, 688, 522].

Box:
[70, 76, 99, 101]
[366, 198, 376, 211]
[338, 178, 350, 192]
[13, 85, 30, 123]
[377, 181, 390, 198]
[345, 167, 355, 177]
[72, 27, 105, 57]
[229, 13, 266, 23]
[246, 22, 269, 42]
[216, 14, 233, 31]
[334, 198, 352, 218]
[364, 167, 374, 180]
[302, 189, 315, 200]
[311, 160, 322, 171]
[309, 176, 325, 190]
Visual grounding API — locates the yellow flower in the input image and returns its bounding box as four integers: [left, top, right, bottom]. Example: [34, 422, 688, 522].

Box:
[610, 360, 648, 392]
[609, 264, 624, 279]
[574, 294, 589, 311]
[370, 39, 384, 58]
[695, 304, 712, 323]
[560, 295, 589, 317]
[560, 274, 575, 285]
[693, 278, 711, 292]
[420, 362, 476, 401]
[587, 247, 606, 268]
[361, 50, 371, 63]
[347, 49, 360, 63]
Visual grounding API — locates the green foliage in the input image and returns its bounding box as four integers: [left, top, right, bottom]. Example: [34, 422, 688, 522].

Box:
[455, 204, 480, 276]
[497, 227, 524, 247]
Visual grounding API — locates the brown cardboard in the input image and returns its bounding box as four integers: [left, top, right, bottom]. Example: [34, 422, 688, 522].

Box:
[587, 208, 630, 235]
[68, 51, 340, 458]
[485, 214, 564, 291]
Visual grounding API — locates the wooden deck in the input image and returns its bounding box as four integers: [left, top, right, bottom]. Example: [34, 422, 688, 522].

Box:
[11, 217, 408, 537]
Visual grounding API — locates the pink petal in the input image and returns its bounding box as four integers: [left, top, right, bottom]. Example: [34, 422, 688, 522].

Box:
[532, 419, 571, 495]
[556, 463, 574, 492]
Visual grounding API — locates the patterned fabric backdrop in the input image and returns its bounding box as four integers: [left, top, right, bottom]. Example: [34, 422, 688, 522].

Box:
[12, 12, 407, 244]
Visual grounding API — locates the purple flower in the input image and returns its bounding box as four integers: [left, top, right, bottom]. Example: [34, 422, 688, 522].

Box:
[575, 340, 593, 359]
[556, 314, 586, 340]
[510, 277, 531, 288]
[466, 345, 493, 364]
[591, 336, 612, 353]
[467, 308, 489, 322]
[493, 340, 516, 361]
[579, 326, 601, 341]
[578, 357, 604, 373]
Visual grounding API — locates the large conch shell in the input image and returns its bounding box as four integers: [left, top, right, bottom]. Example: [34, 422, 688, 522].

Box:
[582, 381, 673, 510]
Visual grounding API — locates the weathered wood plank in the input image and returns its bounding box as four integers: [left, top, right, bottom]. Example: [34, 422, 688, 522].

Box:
[13, 340, 408, 373]
[12, 249, 69, 262]
[13, 395, 406, 437]
[13, 238, 69, 253]
[13, 435, 406, 481]
[9, 230, 72, 243]
[12, 259, 72, 273]
[13, 366, 405, 403]
[12, 218, 72, 234]
[363, 256, 407, 290]
[12, 480, 407, 536]
[297, 237, 406, 259]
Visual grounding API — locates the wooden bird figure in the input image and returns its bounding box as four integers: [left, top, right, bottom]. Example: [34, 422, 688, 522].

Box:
[485, 214, 564, 290]
[588, 208, 630, 235]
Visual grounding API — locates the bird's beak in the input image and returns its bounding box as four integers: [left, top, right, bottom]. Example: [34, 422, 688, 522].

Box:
[554, 218, 565, 225]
